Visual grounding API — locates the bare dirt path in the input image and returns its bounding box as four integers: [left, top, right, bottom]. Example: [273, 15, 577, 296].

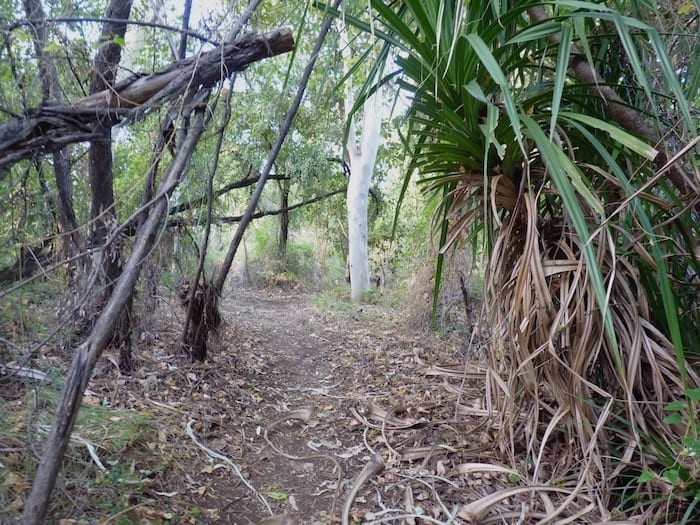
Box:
[171, 286, 489, 525]
[35, 286, 493, 524]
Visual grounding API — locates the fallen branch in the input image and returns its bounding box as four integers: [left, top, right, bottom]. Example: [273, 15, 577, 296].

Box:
[0, 27, 294, 172]
[186, 419, 272, 515]
[72, 435, 108, 473]
[0, 362, 51, 383]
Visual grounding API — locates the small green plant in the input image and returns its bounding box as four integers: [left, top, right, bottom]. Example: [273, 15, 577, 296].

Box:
[359, 289, 381, 305]
[312, 287, 353, 312]
[633, 388, 700, 523]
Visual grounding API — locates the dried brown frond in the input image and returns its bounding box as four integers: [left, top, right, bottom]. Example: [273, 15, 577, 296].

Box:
[424, 167, 519, 253]
[482, 178, 700, 516]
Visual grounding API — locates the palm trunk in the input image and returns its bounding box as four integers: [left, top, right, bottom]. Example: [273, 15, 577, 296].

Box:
[527, 5, 698, 205]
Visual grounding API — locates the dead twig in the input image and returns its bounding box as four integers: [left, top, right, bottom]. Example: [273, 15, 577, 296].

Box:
[342, 453, 385, 525]
[185, 419, 272, 515]
[263, 408, 344, 519]
[350, 402, 425, 430]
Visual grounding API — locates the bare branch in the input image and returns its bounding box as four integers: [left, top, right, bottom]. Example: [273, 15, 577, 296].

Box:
[1, 17, 217, 46]
[167, 171, 289, 215]
[209, 188, 347, 224]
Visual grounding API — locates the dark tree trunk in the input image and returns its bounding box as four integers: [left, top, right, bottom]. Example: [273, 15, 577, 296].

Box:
[87, 0, 134, 371]
[179, 279, 221, 361]
[23, 0, 80, 269]
[21, 107, 208, 525]
[278, 178, 290, 260]
[177, 0, 192, 60]
[53, 148, 80, 261]
[18, 5, 293, 518]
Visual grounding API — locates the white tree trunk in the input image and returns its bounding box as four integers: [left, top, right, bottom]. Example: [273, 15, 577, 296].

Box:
[341, 19, 385, 301]
[346, 90, 383, 300]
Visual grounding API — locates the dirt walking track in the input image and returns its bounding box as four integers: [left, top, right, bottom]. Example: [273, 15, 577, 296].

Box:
[84, 286, 497, 524]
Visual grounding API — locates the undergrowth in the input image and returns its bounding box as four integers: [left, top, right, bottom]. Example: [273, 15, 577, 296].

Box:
[0, 376, 175, 523]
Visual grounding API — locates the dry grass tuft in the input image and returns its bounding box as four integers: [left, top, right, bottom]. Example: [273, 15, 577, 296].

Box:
[402, 248, 481, 334]
[483, 186, 700, 518]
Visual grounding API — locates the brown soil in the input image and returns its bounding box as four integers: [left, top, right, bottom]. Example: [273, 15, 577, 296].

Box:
[157, 286, 497, 524]
[4, 286, 506, 524]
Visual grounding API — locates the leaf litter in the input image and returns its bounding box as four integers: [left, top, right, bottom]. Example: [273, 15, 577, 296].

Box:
[1, 285, 598, 523]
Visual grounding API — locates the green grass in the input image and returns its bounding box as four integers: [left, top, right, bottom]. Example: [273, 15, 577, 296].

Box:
[0, 278, 66, 344]
[0, 380, 168, 523]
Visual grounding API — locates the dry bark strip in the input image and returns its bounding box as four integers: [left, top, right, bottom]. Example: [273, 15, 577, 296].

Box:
[0, 28, 294, 173]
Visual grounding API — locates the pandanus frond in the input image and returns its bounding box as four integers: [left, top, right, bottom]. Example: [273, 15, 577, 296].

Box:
[331, 0, 700, 520]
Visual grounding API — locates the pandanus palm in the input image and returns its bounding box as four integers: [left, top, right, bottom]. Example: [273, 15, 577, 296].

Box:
[337, 0, 699, 520]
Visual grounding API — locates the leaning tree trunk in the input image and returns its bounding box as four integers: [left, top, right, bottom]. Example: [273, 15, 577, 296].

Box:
[213, 0, 343, 298]
[18, 20, 294, 523]
[178, 0, 266, 362]
[20, 105, 208, 525]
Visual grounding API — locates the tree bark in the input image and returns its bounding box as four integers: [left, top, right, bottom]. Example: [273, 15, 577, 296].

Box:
[86, 0, 134, 370]
[341, 24, 384, 300]
[177, 0, 192, 60]
[22, 0, 80, 265]
[278, 178, 291, 259]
